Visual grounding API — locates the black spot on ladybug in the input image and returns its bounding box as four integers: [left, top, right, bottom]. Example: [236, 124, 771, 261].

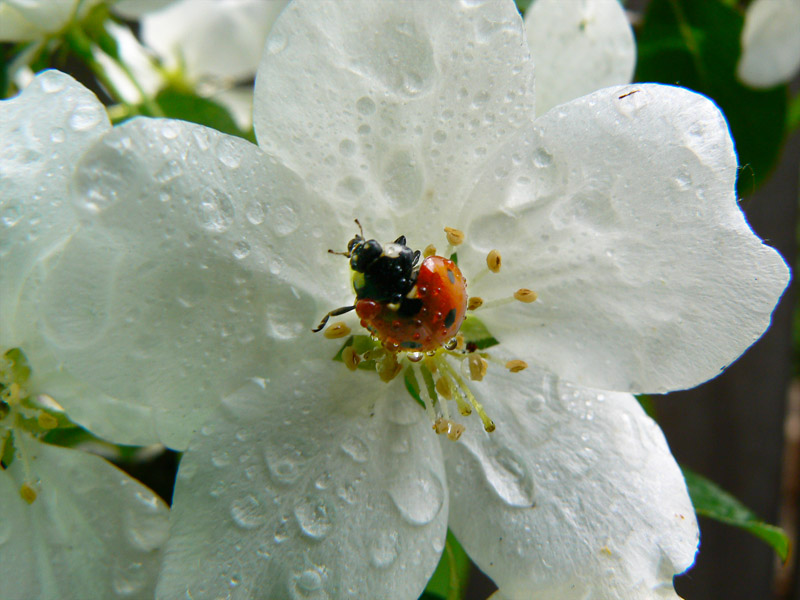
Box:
[401, 340, 423, 349]
[447, 268, 455, 284]
[444, 308, 457, 328]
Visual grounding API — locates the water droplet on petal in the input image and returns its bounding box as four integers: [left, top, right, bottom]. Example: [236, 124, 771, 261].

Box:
[532, 147, 553, 168]
[356, 96, 376, 115]
[369, 531, 399, 568]
[112, 560, 146, 597]
[265, 443, 308, 485]
[233, 240, 251, 259]
[289, 567, 328, 599]
[340, 436, 369, 463]
[230, 495, 267, 529]
[69, 104, 103, 131]
[388, 470, 444, 525]
[197, 189, 235, 232]
[294, 496, 334, 540]
[39, 72, 66, 93]
[481, 446, 535, 507]
[50, 127, 65, 143]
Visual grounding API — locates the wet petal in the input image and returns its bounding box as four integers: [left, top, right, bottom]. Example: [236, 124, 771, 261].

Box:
[442, 365, 697, 599]
[157, 359, 447, 600]
[737, 0, 800, 87]
[253, 0, 535, 243]
[525, 0, 635, 115]
[142, 0, 288, 82]
[0, 436, 169, 600]
[39, 117, 348, 449]
[460, 84, 789, 393]
[0, 70, 109, 341]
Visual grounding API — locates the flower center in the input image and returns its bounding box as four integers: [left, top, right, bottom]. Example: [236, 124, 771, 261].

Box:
[316, 225, 537, 440]
[1, 347, 61, 504]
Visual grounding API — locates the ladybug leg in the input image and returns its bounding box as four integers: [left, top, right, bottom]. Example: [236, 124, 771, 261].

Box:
[311, 305, 356, 332]
[394, 235, 407, 245]
[411, 250, 420, 266]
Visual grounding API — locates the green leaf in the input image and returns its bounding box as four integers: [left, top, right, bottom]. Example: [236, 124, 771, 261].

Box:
[636, 0, 787, 196]
[635, 394, 657, 420]
[683, 467, 790, 562]
[459, 316, 499, 350]
[423, 530, 471, 600]
[154, 87, 255, 142]
[403, 366, 426, 408]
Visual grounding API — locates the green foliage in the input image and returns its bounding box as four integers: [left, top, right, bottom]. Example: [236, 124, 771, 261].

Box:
[636, 0, 788, 196]
[459, 316, 500, 350]
[422, 531, 472, 600]
[153, 87, 255, 142]
[684, 467, 790, 561]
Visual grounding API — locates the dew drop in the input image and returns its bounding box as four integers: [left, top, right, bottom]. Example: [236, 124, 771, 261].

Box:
[69, 104, 103, 131]
[289, 568, 327, 600]
[230, 495, 266, 530]
[197, 189, 235, 232]
[356, 96, 376, 115]
[339, 139, 356, 156]
[39, 72, 66, 93]
[388, 470, 444, 525]
[271, 204, 299, 235]
[233, 240, 251, 259]
[340, 435, 369, 463]
[432, 130, 447, 144]
[532, 147, 553, 168]
[336, 175, 366, 199]
[155, 159, 181, 183]
[369, 531, 399, 568]
[112, 561, 146, 597]
[480, 446, 535, 507]
[245, 199, 265, 225]
[266, 30, 288, 54]
[217, 138, 242, 169]
[161, 122, 179, 139]
[294, 496, 334, 540]
[1, 206, 21, 227]
[50, 127, 65, 143]
[526, 393, 546, 413]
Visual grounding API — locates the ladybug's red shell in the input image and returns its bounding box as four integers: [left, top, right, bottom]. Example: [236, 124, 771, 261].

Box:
[356, 256, 468, 352]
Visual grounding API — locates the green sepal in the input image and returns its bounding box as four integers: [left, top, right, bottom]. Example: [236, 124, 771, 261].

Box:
[684, 467, 790, 562]
[459, 316, 499, 350]
[403, 366, 425, 408]
[423, 530, 471, 600]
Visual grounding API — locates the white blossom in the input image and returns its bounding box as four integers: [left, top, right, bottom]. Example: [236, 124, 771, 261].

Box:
[738, 0, 800, 87]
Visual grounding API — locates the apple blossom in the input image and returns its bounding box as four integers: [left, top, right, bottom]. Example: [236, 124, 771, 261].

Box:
[737, 0, 800, 88]
[17, 0, 790, 599]
[0, 70, 168, 600]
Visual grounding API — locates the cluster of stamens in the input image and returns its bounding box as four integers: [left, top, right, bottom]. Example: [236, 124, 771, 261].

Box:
[324, 227, 538, 441]
[1, 348, 60, 504]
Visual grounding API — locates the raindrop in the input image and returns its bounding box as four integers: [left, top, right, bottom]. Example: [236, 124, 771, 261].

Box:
[233, 240, 251, 259]
[230, 495, 266, 530]
[532, 148, 553, 168]
[1, 206, 21, 227]
[50, 128, 65, 143]
[432, 130, 447, 144]
[266, 30, 288, 54]
[294, 496, 334, 540]
[197, 189, 235, 232]
[112, 561, 146, 597]
[526, 393, 546, 412]
[211, 449, 231, 467]
[289, 568, 327, 599]
[39, 72, 66, 93]
[336, 176, 366, 199]
[155, 159, 181, 183]
[245, 199, 265, 225]
[161, 122, 179, 139]
[369, 531, 399, 568]
[69, 104, 103, 131]
[472, 90, 490, 107]
[265, 443, 308, 485]
[271, 204, 299, 235]
[480, 446, 535, 507]
[217, 138, 242, 169]
[340, 436, 369, 463]
[339, 139, 356, 156]
[388, 470, 444, 525]
[274, 515, 290, 543]
[356, 96, 376, 115]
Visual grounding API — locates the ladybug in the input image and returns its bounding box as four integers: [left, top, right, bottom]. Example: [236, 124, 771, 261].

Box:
[313, 221, 468, 353]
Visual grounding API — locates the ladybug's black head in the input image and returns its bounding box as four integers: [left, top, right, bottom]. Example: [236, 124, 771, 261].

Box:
[349, 238, 383, 273]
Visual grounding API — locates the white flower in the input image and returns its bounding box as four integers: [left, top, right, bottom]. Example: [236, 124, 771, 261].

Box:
[524, 0, 636, 115]
[22, 1, 789, 598]
[0, 70, 169, 600]
[737, 0, 800, 87]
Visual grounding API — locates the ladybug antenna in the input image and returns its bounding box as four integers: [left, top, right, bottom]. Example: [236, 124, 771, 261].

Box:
[312, 305, 356, 332]
[354, 218, 364, 238]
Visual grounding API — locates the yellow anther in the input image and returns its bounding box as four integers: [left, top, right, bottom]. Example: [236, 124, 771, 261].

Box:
[468, 354, 488, 381]
[505, 359, 528, 373]
[433, 417, 449, 434]
[378, 353, 402, 382]
[484, 419, 496, 433]
[342, 346, 360, 371]
[447, 422, 465, 441]
[20, 482, 37, 504]
[323, 322, 351, 339]
[467, 296, 484, 311]
[486, 250, 501, 273]
[443, 226, 465, 246]
[435, 376, 452, 399]
[37, 412, 58, 430]
[423, 244, 437, 258]
[513, 288, 537, 303]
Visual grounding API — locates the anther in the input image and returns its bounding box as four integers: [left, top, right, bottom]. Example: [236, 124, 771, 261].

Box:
[505, 359, 528, 373]
[435, 376, 452, 399]
[447, 422, 465, 441]
[486, 250, 501, 273]
[433, 418, 449, 435]
[324, 322, 351, 339]
[443, 227, 465, 246]
[423, 244, 437, 258]
[20, 482, 37, 504]
[513, 288, 538, 303]
[37, 412, 58, 430]
[378, 353, 402, 382]
[468, 354, 488, 381]
[467, 297, 484, 311]
[342, 346, 360, 371]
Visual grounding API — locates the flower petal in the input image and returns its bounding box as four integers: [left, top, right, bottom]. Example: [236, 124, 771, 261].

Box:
[253, 0, 535, 242]
[142, 0, 289, 82]
[737, 0, 800, 88]
[1, 436, 169, 600]
[38, 117, 349, 449]
[157, 360, 447, 600]
[460, 83, 789, 393]
[525, 0, 635, 115]
[441, 365, 698, 599]
[0, 70, 109, 342]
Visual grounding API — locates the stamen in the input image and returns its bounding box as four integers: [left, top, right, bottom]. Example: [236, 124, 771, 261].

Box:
[423, 244, 437, 258]
[505, 359, 528, 373]
[19, 482, 37, 504]
[468, 354, 488, 381]
[342, 346, 360, 371]
[467, 297, 484, 311]
[486, 250, 501, 273]
[513, 288, 538, 303]
[323, 322, 351, 339]
[378, 353, 402, 382]
[443, 227, 465, 246]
